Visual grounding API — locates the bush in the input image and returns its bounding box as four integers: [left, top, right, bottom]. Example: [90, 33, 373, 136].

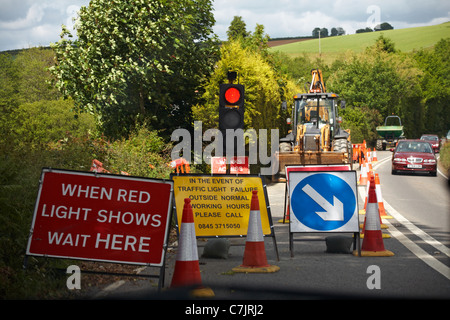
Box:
[106, 125, 173, 179]
[1, 103, 172, 298]
[439, 141, 450, 173]
[7, 99, 96, 152]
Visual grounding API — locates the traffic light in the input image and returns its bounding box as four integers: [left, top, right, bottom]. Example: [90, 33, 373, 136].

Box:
[219, 83, 245, 130]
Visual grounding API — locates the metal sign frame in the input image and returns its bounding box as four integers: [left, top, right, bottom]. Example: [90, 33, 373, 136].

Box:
[286, 166, 360, 257]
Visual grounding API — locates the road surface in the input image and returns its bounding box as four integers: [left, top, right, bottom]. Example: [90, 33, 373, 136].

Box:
[79, 153, 450, 300]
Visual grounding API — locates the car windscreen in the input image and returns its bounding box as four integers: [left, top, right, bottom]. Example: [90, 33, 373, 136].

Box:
[397, 141, 433, 153]
[420, 135, 438, 141]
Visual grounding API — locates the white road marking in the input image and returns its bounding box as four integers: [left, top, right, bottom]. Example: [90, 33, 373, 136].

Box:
[94, 280, 126, 298]
[94, 266, 146, 297]
[360, 156, 450, 280]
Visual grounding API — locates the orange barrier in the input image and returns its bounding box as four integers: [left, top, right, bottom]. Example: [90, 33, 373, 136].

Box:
[170, 158, 190, 173]
[90, 159, 109, 173]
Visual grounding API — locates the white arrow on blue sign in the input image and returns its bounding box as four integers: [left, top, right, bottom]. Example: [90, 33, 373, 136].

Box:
[288, 171, 359, 232]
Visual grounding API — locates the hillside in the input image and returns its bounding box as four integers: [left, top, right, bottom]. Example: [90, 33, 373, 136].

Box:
[270, 22, 450, 58]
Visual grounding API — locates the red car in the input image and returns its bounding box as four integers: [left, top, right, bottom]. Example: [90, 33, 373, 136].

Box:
[420, 134, 440, 153]
[391, 139, 437, 176]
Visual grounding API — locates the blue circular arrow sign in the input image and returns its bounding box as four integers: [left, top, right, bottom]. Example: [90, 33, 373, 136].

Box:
[290, 173, 356, 231]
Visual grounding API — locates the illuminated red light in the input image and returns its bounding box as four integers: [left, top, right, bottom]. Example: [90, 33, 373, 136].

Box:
[225, 87, 241, 104]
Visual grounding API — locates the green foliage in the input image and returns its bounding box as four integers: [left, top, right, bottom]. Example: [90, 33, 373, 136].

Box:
[0, 53, 19, 112]
[14, 48, 61, 104]
[106, 125, 173, 179]
[227, 16, 250, 40]
[340, 106, 382, 143]
[0, 43, 181, 298]
[414, 38, 450, 136]
[50, 0, 219, 139]
[7, 99, 96, 152]
[327, 42, 424, 143]
[440, 142, 450, 173]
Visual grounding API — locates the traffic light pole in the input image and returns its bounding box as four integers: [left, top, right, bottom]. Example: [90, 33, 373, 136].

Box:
[219, 71, 245, 174]
[226, 71, 235, 174]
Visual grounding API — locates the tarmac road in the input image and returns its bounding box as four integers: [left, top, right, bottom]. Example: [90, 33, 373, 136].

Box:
[84, 156, 450, 300]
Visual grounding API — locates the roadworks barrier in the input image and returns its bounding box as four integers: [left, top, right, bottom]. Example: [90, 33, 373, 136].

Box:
[170, 198, 214, 297]
[354, 177, 394, 257]
[232, 190, 280, 273]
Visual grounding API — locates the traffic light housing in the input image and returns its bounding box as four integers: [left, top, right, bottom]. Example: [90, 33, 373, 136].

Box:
[219, 83, 245, 130]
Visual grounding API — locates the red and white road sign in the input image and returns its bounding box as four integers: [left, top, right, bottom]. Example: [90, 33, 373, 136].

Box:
[26, 168, 173, 266]
[211, 156, 249, 174]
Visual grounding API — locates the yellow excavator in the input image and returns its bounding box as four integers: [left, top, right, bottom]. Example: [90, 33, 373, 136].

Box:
[273, 69, 352, 180]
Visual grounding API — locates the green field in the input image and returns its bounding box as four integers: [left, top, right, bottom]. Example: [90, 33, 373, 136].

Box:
[270, 22, 450, 59]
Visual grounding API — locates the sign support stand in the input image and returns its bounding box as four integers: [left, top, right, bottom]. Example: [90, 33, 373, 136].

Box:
[287, 168, 360, 257]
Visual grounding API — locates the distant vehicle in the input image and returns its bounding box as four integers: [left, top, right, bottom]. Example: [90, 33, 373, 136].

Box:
[420, 134, 440, 153]
[376, 115, 405, 151]
[391, 139, 437, 176]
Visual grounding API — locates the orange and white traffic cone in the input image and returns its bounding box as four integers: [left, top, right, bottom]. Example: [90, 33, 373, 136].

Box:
[359, 160, 368, 185]
[372, 148, 378, 162]
[233, 190, 280, 273]
[360, 175, 389, 237]
[366, 149, 372, 163]
[355, 177, 394, 257]
[359, 170, 371, 215]
[374, 173, 392, 219]
[171, 198, 214, 297]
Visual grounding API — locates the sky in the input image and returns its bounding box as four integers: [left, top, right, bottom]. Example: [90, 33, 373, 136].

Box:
[0, 0, 449, 51]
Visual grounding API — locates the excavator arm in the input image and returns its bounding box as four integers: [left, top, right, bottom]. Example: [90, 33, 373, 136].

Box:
[308, 69, 326, 93]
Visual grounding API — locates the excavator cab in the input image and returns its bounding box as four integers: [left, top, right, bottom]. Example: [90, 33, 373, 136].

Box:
[293, 92, 341, 152]
[274, 69, 351, 180]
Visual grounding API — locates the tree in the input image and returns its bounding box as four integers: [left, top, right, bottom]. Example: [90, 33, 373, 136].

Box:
[8, 99, 95, 152]
[14, 48, 61, 104]
[227, 16, 249, 40]
[375, 22, 394, 31]
[50, 0, 219, 139]
[320, 28, 329, 37]
[414, 38, 450, 136]
[312, 27, 328, 38]
[356, 27, 373, 33]
[312, 27, 321, 38]
[328, 37, 424, 141]
[374, 34, 397, 53]
[0, 53, 19, 149]
[1, 48, 62, 150]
